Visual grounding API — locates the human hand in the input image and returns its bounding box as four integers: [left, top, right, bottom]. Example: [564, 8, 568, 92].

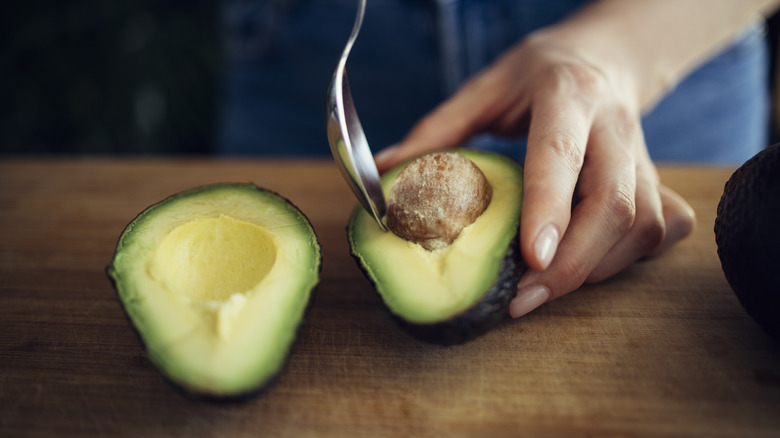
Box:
[374, 29, 696, 318]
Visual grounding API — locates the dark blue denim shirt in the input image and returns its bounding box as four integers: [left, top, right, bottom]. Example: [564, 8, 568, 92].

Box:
[218, 0, 769, 164]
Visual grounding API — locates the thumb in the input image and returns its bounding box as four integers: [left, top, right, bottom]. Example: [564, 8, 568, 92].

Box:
[374, 81, 494, 173]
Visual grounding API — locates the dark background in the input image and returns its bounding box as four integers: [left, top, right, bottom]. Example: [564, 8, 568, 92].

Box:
[2, 1, 779, 156]
[1, 0, 221, 155]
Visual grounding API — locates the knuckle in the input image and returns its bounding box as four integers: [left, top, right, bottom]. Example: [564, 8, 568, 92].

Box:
[672, 209, 696, 238]
[603, 183, 636, 233]
[635, 213, 666, 252]
[666, 201, 696, 240]
[610, 104, 642, 143]
[550, 62, 607, 98]
[546, 131, 585, 169]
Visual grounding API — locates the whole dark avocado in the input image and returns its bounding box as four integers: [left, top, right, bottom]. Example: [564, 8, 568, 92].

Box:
[715, 143, 780, 341]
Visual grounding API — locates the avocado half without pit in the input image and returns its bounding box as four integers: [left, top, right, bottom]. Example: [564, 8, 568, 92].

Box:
[348, 149, 527, 345]
[107, 183, 321, 400]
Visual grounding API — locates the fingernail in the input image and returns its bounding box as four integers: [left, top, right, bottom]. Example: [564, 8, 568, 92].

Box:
[534, 224, 559, 270]
[509, 284, 550, 318]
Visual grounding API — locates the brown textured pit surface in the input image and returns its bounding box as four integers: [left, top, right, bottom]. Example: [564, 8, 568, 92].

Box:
[386, 152, 492, 251]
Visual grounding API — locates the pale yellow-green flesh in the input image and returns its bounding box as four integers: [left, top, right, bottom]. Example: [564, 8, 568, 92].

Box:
[349, 149, 523, 324]
[109, 185, 320, 396]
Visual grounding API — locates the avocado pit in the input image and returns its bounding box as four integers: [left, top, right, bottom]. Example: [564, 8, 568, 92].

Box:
[386, 152, 492, 251]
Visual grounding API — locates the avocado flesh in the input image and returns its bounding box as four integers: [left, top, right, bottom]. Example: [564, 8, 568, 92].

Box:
[348, 149, 525, 344]
[108, 183, 321, 398]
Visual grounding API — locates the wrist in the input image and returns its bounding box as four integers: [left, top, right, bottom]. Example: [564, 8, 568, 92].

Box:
[533, 0, 776, 113]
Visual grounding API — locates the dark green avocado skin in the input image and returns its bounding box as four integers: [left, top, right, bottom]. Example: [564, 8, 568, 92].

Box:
[350, 229, 526, 346]
[106, 182, 322, 402]
[715, 143, 780, 342]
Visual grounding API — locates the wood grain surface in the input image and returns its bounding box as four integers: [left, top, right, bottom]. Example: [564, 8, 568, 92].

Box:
[1, 158, 779, 437]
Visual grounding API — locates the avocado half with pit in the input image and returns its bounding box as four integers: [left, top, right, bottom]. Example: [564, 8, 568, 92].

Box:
[348, 149, 526, 345]
[107, 183, 321, 399]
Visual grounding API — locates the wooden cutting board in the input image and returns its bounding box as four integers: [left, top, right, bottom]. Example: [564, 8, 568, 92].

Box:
[1, 158, 779, 437]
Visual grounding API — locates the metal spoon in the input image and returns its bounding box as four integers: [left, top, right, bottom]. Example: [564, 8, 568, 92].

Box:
[325, 0, 388, 231]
